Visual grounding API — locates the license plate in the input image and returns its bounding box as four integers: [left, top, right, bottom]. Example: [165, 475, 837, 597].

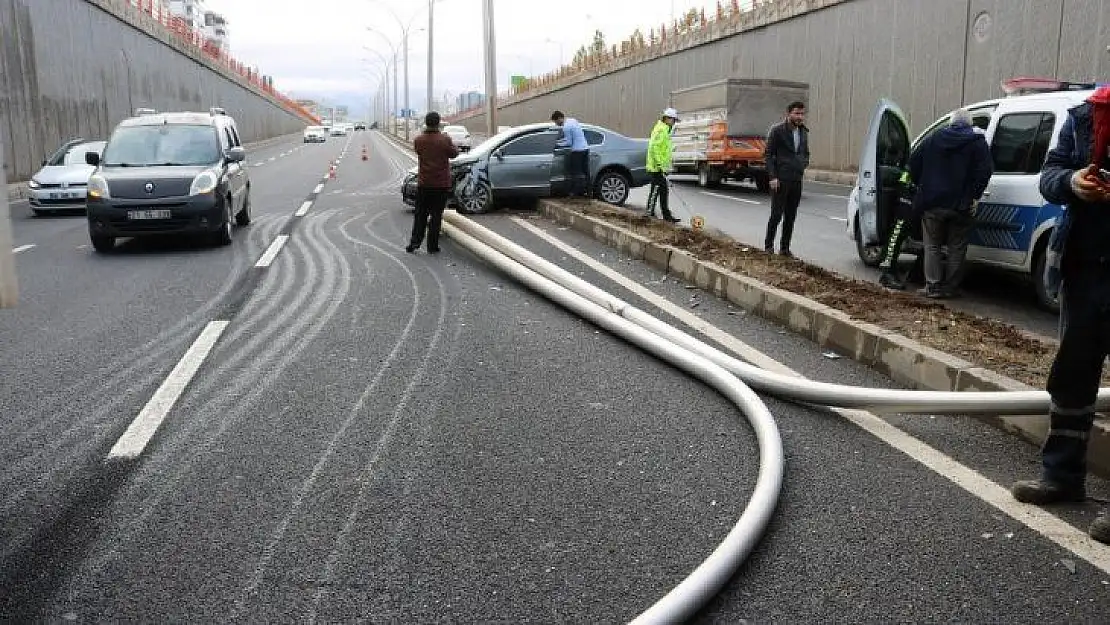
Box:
[128, 209, 172, 220]
[49, 192, 79, 199]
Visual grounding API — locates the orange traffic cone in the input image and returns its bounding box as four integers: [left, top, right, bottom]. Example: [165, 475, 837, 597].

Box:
[329, 162, 337, 179]
[361, 145, 368, 161]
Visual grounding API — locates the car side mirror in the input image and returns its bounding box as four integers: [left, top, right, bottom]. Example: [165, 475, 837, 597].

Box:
[226, 146, 246, 162]
[493, 150, 504, 161]
[85, 152, 100, 166]
[41, 159, 47, 166]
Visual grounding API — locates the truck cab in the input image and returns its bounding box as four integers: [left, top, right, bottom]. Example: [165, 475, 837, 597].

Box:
[848, 77, 1101, 312]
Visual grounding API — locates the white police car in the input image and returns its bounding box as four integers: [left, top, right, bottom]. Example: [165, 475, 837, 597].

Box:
[847, 77, 1105, 312]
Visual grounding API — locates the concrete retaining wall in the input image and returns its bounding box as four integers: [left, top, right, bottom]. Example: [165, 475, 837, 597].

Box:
[451, 0, 1110, 173]
[0, 0, 311, 182]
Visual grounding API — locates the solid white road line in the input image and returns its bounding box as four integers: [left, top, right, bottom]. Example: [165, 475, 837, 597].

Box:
[701, 190, 762, 205]
[313, 183, 325, 194]
[107, 320, 229, 460]
[509, 216, 1110, 576]
[828, 216, 848, 222]
[12, 244, 35, 254]
[255, 235, 289, 268]
[295, 200, 313, 217]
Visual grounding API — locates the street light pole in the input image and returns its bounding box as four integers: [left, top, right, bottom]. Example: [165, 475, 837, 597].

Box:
[482, 0, 497, 136]
[426, 0, 434, 114]
[0, 137, 17, 308]
[403, 28, 411, 141]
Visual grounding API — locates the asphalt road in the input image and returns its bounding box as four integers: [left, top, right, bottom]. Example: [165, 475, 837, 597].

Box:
[2, 130, 1109, 623]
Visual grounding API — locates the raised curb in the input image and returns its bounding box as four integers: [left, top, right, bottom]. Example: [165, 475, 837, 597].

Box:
[536, 199, 1110, 478]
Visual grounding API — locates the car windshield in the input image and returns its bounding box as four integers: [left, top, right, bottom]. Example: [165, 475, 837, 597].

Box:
[49, 141, 106, 166]
[101, 124, 220, 166]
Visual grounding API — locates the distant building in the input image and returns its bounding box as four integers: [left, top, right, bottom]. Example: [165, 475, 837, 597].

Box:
[455, 91, 485, 113]
[168, 0, 206, 31]
[335, 105, 350, 122]
[202, 10, 230, 53]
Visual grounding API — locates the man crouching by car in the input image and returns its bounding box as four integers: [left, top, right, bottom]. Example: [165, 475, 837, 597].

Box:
[407, 111, 458, 254]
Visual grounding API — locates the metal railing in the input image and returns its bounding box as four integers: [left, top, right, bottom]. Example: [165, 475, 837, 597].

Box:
[446, 0, 781, 121]
[123, 0, 319, 123]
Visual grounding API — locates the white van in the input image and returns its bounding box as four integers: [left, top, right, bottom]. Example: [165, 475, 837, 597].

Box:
[847, 77, 1104, 312]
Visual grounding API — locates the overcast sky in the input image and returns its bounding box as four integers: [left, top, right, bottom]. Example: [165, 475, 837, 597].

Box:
[203, 0, 730, 115]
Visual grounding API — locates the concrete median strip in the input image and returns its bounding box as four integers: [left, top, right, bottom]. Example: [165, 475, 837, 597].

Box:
[536, 198, 1110, 477]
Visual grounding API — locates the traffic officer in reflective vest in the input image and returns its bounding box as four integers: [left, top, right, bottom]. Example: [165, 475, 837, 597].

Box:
[1011, 86, 1110, 544]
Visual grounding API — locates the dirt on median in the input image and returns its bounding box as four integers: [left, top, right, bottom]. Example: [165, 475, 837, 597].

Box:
[552, 201, 1075, 390]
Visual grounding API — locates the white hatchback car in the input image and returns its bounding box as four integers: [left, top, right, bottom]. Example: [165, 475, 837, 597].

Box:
[442, 125, 472, 151]
[847, 77, 1104, 312]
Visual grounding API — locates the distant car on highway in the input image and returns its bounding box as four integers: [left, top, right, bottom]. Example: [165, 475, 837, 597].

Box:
[303, 126, 328, 142]
[848, 76, 1099, 313]
[84, 107, 252, 252]
[330, 124, 349, 137]
[401, 122, 650, 213]
[442, 125, 472, 152]
[353, 121, 367, 131]
[27, 138, 107, 216]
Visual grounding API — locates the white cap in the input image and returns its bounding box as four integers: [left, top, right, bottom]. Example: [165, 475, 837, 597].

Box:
[662, 107, 679, 120]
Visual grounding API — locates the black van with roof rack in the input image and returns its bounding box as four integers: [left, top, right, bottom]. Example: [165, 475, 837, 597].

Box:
[84, 107, 252, 252]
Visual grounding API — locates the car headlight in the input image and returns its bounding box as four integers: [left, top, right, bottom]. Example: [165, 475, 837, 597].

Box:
[189, 170, 219, 196]
[87, 174, 110, 199]
[27, 179, 41, 189]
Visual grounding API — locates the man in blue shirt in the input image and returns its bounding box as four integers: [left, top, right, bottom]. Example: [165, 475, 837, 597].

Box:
[552, 110, 590, 198]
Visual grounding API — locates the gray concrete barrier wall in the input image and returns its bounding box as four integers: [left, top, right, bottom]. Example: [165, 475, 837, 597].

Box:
[1, 0, 311, 182]
[451, 0, 1110, 173]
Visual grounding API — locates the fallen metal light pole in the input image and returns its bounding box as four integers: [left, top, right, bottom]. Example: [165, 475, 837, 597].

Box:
[442, 212, 1110, 415]
[441, 221, 785, 625]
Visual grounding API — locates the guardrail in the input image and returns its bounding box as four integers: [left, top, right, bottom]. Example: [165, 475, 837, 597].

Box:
[446, 0, 833, 122]
[122, 0, 319, 123]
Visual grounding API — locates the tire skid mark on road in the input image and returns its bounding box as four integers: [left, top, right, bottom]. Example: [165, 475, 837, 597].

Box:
[66, 214, 324, 585]
[71, 211, 357, 590]
[1, 212, 283, 441]
[305, 208, 456, 622]
[227, 209, 420, 619]
[0, 215, 288, 513]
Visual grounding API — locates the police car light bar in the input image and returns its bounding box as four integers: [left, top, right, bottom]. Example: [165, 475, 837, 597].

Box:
[1002, 76, 1100, 96]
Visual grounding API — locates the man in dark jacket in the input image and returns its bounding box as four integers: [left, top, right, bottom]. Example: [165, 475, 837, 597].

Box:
[908, 108, 993, 298]
[408, 111, 459, 254]
[1011, 87, 1110, 544]
[764, 101, 810, 257]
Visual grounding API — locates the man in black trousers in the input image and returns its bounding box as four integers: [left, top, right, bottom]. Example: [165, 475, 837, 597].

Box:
[763, 101, 810, 257]
[407, 111, 458, 254]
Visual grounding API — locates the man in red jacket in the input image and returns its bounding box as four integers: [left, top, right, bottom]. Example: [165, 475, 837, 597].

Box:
[407, 111, 459, 254]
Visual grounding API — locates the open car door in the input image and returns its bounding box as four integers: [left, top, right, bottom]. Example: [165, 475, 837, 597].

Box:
[856, 99, 910, 246]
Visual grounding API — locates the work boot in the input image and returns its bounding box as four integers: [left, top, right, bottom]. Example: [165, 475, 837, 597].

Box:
[1089, 509, 1110, 545]
[1011, 479, 1086, 505]
[879, 272, 906, 290]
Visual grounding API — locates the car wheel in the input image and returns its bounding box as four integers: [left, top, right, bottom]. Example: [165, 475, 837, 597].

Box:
[215, 198, 233, 246]
[595, 170, 631, 206]
[236, 190, 252, 226]
[31, 208, 44, 217]
[1032, 243, 1061, 314]
[854, 217, 883, 267]
[697, 163, 709, 188]
[455, 179, 494, 215]
[90, 232, 115, 253]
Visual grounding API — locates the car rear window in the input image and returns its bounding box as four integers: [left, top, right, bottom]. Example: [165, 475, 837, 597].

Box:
[102, 124, 220, 167]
